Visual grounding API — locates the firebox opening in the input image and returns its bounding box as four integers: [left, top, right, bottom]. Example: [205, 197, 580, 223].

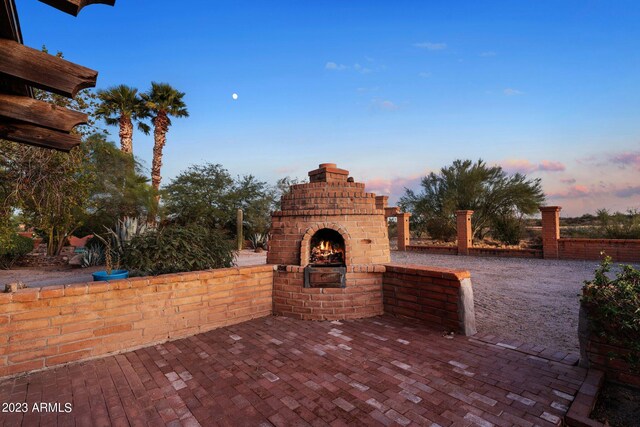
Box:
[309, 228, 345, 266]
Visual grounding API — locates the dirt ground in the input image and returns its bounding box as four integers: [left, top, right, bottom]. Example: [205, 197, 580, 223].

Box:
[3, 249, 634, 353]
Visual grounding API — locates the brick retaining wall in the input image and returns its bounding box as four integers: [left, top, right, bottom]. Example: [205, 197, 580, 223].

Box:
[382, 264, 476, 336]
[469, 247, 543, 258]
[406, 245, 542, 258]
[559, 238, 640, 262]
[0, 265, 273, 378]
[405, 245, 458, 255]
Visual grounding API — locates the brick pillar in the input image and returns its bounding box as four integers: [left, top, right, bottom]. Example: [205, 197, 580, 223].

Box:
[456, 210, 473, 255]
[540, 206, 561, 259]
[396, 213, 411, 251]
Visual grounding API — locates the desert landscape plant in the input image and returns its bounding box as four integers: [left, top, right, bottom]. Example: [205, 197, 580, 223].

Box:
[400, 159, 545, 242]
[141, 82, 189, 203]
[581, 256, 640, 369]
[95, 85, 150, 155]
[122, 224, 235, 275]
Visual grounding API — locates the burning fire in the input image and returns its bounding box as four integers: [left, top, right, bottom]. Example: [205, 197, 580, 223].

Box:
[311, 240, 344, 265]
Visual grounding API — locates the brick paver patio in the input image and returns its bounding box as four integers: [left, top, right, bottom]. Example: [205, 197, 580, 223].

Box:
[0, 315, 586, 426]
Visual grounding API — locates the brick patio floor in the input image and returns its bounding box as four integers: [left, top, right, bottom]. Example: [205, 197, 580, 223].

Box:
[0, 315, 586, 427]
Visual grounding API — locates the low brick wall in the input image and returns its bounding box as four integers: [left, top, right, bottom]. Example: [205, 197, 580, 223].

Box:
[559, 238, 640, 262]
[469, 247, 543, 258]
[382, 264, 476, 336]
[273, 265, 384, 320]
[406, 245, 543, 259]
[405, 245, 458, 255]
[0, 265, 273, 379]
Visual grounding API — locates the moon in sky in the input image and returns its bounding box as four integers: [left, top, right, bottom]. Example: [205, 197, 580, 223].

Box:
[232, 93, 238, 100]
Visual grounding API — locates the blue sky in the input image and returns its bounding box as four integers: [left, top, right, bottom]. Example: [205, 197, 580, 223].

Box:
[16, 0, 640, 215]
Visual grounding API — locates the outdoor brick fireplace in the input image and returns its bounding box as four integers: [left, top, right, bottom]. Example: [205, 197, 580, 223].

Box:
[268, 163, 390, 320]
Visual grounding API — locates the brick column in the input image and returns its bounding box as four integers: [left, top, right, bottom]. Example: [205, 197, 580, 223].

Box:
[540, 206, 561, 259]
[456, 210, 473, 255]
[396, 213, 411, 251]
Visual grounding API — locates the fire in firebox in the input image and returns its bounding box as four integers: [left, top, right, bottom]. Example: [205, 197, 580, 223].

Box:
[310, 240, 344, 265]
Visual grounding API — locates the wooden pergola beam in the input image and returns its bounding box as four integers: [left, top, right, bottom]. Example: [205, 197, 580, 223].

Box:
[0, 121, 80, 151]
[0, 93, 87, 132]
[0, 38, 97, 98]
[38, 0, 115, 17]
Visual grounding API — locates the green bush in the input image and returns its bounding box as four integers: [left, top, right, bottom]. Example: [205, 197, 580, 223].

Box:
[426, 217, 456, 241]
[0, 234, 34, 269]
[581, 257, 640, 370]
[491, 215, 524, 245]
[122, 224, 235, 275]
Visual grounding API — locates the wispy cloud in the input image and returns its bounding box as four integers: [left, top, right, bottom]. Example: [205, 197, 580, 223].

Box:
[365, 174, 424, 201]
[414, 41, 447, 51]
[479, 51, 497, 57]
[418, 71, 431, 78]
[547, 184, 595, 199]
[353, 63, 372, 74]
[325, 61, 376, 74]
[538, 160, 566, 172]
[561, 178, 577, 184]
[500, 159, 565, 174]
[615, 185, 640, 198]
[610, 151, 640, 170]
[370, 99, 399, 111]
[504, 88, 524, 96]
[325, 62, 348, 71]
[275, 166, 297, 174]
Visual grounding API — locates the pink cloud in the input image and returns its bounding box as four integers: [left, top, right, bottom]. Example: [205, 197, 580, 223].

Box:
[500, 159, 566, 174]
[610, 151, 640, 170]
[365, 174, 424, 204]
[538, 160, 565, 172]
[547, 185, 595, 199]
[501, 159, 537, 174]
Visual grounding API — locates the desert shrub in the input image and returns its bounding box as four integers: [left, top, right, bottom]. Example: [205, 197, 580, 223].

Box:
[81, 245, 105, 267]
[491, 215, 524, 245]
[581, 256, 640, 370]
[123, 224, 235, 275]
[0, 234, 34, 269]
[248, 233, 267, 250]
[426, 217, 456, 241]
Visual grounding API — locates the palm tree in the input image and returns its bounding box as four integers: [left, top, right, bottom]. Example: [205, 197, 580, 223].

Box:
[141, 82, 189, 199]
[95, 85, 150, 155]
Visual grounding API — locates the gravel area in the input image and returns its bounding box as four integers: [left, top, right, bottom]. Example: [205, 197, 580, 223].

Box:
[391, 252, 639, 352]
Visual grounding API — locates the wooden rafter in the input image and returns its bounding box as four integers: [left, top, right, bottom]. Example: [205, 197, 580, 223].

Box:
[38, 0, 115, 17]
[0, 38, 98, 98]
[0, 93, 87, 132]
[0, 121, 80, 151]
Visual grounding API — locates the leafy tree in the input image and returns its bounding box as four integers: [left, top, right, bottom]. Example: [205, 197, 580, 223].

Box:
[79, 134, 155, 234]
[0, 140, 93, 255]
[141, 82, 189, 201]
[95, 85, 150, 154]
[162, 163, 276, 235]
[399, 159, 545, 241]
